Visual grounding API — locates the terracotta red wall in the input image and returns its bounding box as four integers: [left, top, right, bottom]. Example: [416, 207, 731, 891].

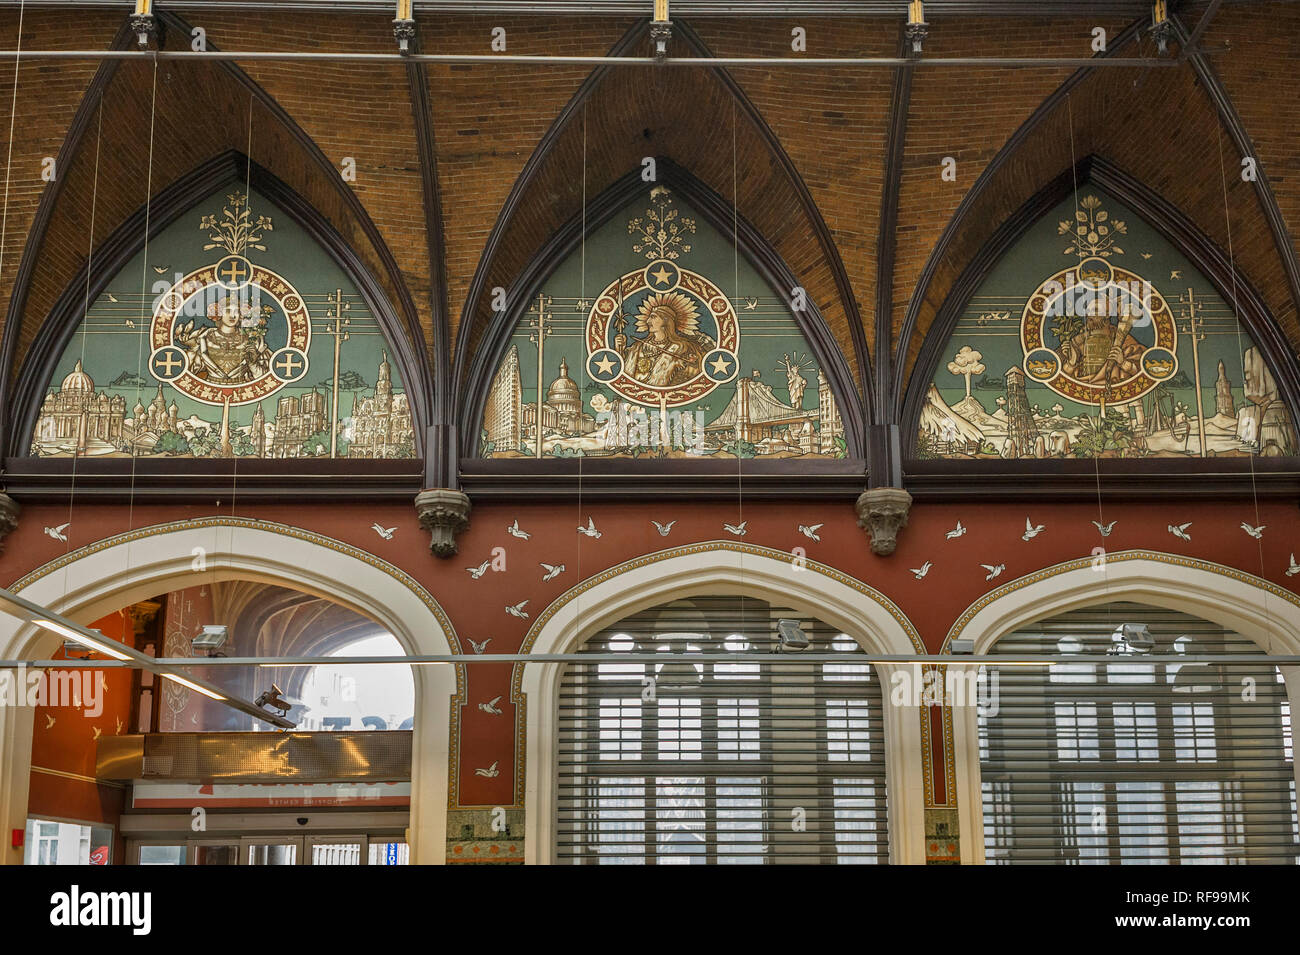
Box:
[5, 495, 1298, 817]
[26, 608, 134, 863]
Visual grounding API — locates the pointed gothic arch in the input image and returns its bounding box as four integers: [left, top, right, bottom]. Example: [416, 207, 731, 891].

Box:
[902, 155, 1300, 461]
[459, 160, 864, 460]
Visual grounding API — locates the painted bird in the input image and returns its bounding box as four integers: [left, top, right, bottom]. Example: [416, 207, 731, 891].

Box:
[45, 715, 55, 729]
[945, 521, 966, 540]
[652, 520, 676, 536]
[124, 318, 135, 328]
[1167, 522, 1193, 542]
[466, 560, 491, 579]
[1093, 520, 1117, 537]
[468, 638, 491, 654]
[1287, 554, 1300, 577]
[1140, 252, 1153, 260]
[1170, 269, 1182, 279]
[1022, 518, 1045, 541]
[1241, 522, 1266, 540]
[911, 561, 933, 580]
[506, 519, 530, 540]
[474, 761, 500, 778]
[577, 517, 602, 538]
[152, 265, 168, 274]
[798, 523, 824, 542]
[723, 521, 748, 537]
[981, 563, 1006, 581]
[44, 523, 70, 542]
[371, 523, 396, 540]
[106, 292, 119, 302]
[540, 562, 565, 581]
[743, 297, 758, 310]
[505, 601, 530, 619]
[478, 696, 503, 715]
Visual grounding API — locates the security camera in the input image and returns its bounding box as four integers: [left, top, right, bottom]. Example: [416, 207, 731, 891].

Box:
[776, 618, 810, 652]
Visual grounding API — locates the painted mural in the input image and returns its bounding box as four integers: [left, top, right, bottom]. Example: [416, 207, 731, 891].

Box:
[479, 187, 846, 459]
[916, 188, 1297, 460]
[30, 185, 416, 459]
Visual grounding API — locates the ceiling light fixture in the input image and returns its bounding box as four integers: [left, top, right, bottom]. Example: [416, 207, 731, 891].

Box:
[393, 0, 416, 54]
[906, 1, 929, 57]
[651, 0, 672, 62]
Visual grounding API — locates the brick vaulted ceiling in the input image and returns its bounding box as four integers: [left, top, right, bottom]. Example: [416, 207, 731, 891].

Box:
[0, 2, 1298, 437]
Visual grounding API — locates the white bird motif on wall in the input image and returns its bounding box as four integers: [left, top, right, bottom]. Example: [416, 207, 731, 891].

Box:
[981, 563, 1005, 581]
[1241, 522, 1266, 540]
[475, 761, 500, 778]
[652, 520, 676, 536]
[371, 523, 396, 540]
[1093, 520, 1117, 537]
[540, 563, 565, 581]
[1022, 518, 1044, 541]
[798, 524, 823, 542]
[945, 521, 966, 540]
[478, 696, 503, 715]
[577, 517, 602, 538]
[506, 520, 530, 540]
[911, 561, 932, 580]
[44, 523, 70, 542]
[505, 601, 530, 619]
[1167, 522, 1192, 541]
[466, 560, 491, 579]
[468, 638, 491, 654]
[723, 521, 748, 537]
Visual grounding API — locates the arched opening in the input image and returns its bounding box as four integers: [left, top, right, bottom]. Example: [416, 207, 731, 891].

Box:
[947, 552, 1300, 864]
[0, 518, 459, 865]
[517, 543, 927, 864]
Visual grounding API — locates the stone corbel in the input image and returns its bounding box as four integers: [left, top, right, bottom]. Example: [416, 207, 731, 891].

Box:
[415, 488, 471, 558]
[855, 487, 912, 557]
[0, 492, 19, 554]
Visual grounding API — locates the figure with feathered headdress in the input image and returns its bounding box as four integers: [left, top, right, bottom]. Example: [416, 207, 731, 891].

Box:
[613, 291, 715, 388]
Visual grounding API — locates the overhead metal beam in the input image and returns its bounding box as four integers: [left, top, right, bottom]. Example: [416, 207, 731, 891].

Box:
[0, 49, 1184, 67]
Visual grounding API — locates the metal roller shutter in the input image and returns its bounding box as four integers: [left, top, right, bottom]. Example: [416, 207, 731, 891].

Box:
[556, 595, 889, 864]
[979, 601, 1298, 864]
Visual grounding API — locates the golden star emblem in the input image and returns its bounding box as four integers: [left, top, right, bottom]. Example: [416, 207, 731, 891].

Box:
[650, 265, 673, 286]
[593, 352, 617, 376]
[709, 354, 732, 376]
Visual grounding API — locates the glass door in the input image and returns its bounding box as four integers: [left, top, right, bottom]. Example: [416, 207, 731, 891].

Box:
[242, 836, 302, 865]
[306, 835, 365, 865]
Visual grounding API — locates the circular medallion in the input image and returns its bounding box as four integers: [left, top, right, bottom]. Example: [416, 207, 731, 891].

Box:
[585, 264, 740, 408]
[149, 262, 312, 407]
[1019, 262, 1177, 406]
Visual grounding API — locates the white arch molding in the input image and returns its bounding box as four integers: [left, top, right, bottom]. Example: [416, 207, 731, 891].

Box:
[945, 550, 1300, 865]
[517, 541, 930, 865]
[0, 518, 460, 866]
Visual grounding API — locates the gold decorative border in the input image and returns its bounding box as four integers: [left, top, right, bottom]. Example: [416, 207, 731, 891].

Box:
[8, 516, 468, 807]
[503, 540, 929, 809]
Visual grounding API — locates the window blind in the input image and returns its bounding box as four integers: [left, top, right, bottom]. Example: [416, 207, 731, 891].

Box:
[979, 601, 1298, 864]
[556, 595, 888, 864]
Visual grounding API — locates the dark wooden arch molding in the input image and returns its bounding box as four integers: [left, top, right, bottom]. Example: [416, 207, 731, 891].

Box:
[899, 154, 1300, 462]
[889, 16, 1146, 423]
[450, 16, 873, 434]
[6, 149, 432, 461]
[1172, 11, 1300, 330]
[458, 158, 865, 462]
[0, 19, 134, 459]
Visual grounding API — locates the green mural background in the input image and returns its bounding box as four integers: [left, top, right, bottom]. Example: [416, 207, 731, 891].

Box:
[31, 183, 415, 459]
[479, 187, 846, 460]
[916, 186, 1297, 460]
